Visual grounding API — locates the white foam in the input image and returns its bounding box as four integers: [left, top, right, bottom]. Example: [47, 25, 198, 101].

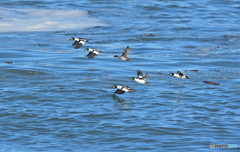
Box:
[0, 7, 106, 32]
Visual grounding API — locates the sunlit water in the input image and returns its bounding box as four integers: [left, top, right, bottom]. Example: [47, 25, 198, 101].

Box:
[0, 0, 240, 151]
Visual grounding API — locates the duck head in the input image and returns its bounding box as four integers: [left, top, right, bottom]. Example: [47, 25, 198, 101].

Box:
[112, 85, 118, 88]
[129, 77, 135, 80]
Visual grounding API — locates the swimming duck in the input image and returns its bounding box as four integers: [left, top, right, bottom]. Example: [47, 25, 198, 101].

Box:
[130, 70, 149, 85]
[70, 37, 88, 49]
[114, 46, 131, 62]
[169, 71, 190, 79]
[112, 85, 134, 94]
[84, 48, 102, 59]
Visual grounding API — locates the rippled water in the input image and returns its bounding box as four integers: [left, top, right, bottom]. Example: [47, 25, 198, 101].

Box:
[0, 0, 240, 151]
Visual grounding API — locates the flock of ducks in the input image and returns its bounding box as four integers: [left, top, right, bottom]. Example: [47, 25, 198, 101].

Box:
[70, 37, 190, 94]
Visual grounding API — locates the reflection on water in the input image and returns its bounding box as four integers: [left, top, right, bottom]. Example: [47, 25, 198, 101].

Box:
[112, 95, 134, 110]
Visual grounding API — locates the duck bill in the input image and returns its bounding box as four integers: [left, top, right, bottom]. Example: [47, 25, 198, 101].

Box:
[99, 51, 103, 53]
[114, 55, 118, 58]
[127, 59, 131, 62]
[186, 77, 190, 79]
[129, 89, 134, 92]
[145, 82, 149, 85]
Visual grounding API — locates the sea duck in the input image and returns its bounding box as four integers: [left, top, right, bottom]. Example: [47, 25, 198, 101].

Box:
[114, 46, 131, 62]
[169, 71, 189, 79]
[130, 70, 149, 85]
[112, 85, 134, 94]
[70, 37, 88, 49]
[84, 48, 102, 59]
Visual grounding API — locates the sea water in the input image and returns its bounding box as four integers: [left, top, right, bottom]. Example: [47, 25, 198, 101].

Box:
[0, 0, 240, 151]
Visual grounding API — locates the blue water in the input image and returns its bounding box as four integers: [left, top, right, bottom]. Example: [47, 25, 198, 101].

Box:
[0, 0, 240, 151]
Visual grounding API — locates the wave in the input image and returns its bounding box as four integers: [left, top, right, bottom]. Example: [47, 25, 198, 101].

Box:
[0, 7, 106, 32]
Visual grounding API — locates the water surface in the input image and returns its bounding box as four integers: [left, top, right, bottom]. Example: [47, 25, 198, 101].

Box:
[0, 0, 240, 151]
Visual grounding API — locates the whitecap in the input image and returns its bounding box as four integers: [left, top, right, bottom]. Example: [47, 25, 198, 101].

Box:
[0, 7, 106, 32]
